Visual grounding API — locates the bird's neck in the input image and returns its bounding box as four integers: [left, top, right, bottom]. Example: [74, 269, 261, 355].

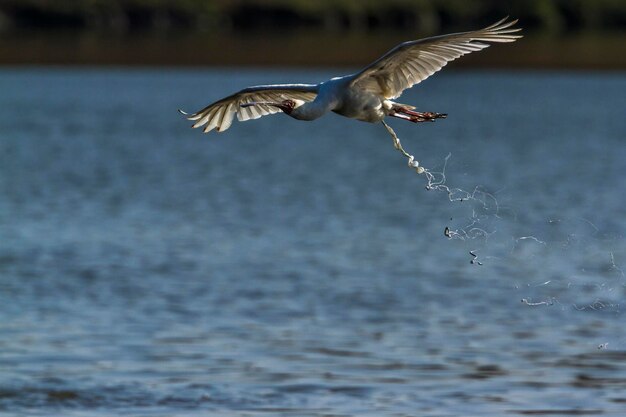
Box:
[290, 98, 332, 121]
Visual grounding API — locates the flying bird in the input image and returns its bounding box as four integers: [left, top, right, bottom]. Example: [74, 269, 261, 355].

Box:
[180, 17, 521, 134]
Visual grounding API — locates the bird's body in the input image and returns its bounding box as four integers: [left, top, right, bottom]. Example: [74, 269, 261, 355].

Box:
[330, 78, 387, 122]
[181, 17, 521, 133]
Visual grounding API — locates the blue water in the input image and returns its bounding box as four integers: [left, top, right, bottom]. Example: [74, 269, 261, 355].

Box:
[1, 68, 625, 416]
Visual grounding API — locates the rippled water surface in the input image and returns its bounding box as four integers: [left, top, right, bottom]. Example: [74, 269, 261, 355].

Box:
[1, 69, 625, 416]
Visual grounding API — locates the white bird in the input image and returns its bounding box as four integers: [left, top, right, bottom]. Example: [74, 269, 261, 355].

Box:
[180, 17, 521, 134]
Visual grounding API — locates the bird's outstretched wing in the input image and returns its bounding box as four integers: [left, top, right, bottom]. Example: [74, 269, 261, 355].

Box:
[180, 84, 318, 133]
[350, 17, 521, 99]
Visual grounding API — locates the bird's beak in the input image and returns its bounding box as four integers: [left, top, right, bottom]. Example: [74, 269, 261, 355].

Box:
[241, 101, 294, 114]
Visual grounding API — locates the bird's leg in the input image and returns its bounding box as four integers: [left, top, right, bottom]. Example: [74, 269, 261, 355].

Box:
[381, 120, 425, 174]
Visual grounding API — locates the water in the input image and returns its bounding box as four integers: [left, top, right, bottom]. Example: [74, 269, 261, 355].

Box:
[1, 68, 625, 416]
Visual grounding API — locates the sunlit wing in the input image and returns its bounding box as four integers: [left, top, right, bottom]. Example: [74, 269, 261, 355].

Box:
[350, 17, 522, 99]
[180, 84, 319, 133]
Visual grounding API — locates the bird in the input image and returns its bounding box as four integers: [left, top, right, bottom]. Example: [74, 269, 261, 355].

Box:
[179, 17, 521, 134]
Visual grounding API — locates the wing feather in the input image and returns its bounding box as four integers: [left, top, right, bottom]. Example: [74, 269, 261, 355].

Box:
[350, 17, 522, 99]
[181, 84, 318, 133]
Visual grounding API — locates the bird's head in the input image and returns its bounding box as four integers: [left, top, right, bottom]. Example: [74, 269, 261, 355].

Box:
[276, 99, 297, 114]
[241, 99, 304, 115]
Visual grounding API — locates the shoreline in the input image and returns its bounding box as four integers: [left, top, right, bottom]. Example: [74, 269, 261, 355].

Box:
[1, 32, 624, 70]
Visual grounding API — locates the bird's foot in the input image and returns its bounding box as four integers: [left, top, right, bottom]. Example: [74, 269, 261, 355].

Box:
[392, 106, 447, 123]
[408, 111, 447, 123]
[422, 111, 447, 120]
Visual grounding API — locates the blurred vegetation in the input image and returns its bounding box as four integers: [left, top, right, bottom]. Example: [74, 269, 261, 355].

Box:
[0, 0, 624, 34]
[0, 1, 623, 68]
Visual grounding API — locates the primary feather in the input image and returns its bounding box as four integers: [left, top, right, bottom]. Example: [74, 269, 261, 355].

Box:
[349, 17, 521, 99]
